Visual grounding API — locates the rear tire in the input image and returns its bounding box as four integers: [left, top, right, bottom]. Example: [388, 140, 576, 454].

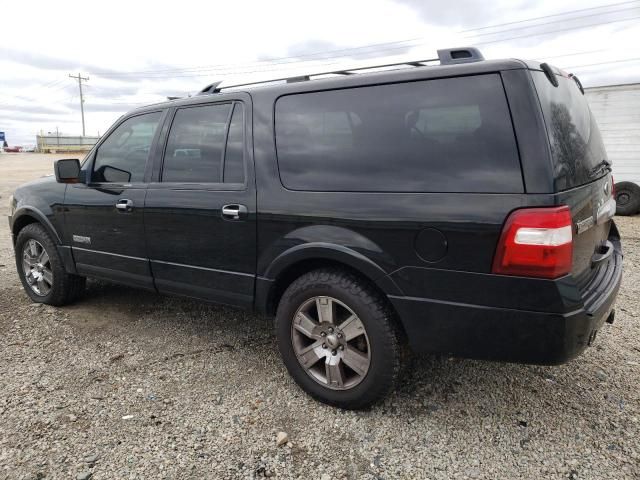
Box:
[615, 182, 640, 216]
[15, 223, 85, 306]
[275, 268, 404, 409]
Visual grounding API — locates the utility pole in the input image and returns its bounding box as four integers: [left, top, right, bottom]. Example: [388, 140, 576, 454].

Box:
[69, 73, 89, 136]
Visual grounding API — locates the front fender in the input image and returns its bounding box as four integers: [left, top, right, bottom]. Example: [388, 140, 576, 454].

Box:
[11, 206, 62, 244]
[10, 176, 66, 245]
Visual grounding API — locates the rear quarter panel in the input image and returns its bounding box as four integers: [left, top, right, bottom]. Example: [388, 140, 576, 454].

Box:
[251, 80, 558, 307]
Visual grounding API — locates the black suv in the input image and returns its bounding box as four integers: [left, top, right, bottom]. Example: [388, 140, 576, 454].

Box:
[9, 48, 623, 408]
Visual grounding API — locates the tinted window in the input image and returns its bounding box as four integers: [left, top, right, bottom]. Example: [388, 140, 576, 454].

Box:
[532, 71, 607, 190]
[93, 112, 161, 183]
[163, 104, 231, 183]
[223, 103, 245, 183]
[275, 74, 522, 192]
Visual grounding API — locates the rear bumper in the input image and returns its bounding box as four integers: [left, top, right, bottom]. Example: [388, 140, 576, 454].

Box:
[389, 246, 623, 365]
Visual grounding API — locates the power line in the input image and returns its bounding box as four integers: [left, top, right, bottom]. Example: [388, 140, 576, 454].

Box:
[0, 83, 74, 109]
[544, 49, 607, 60]
[40, 78, 65, 89]
[92, 14, 640, 80]
[460, 0, 639, 32]
[93, 39, 424, 77]
[565, 57, 640, 69]
[95, 15, 638, 81]
[100, 11, 640, 81]
[92, 1, 640, 78]
[1, 1, 635, 113]
[470, 6, 639, 38]
[2, 1, 638, 103]
[0, 79, 70, 106]
[474, 15, 640, 45]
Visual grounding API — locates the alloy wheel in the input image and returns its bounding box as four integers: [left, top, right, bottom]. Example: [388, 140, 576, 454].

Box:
[21, 239, 53, 296]
[290, 296, 371, 390]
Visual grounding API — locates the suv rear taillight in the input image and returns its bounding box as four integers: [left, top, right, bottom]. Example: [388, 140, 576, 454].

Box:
[492, 206, 573, 279]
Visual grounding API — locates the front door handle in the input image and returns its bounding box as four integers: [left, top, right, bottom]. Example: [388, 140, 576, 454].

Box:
[221, 204, 248, 220]
[116, 199, 134, 212]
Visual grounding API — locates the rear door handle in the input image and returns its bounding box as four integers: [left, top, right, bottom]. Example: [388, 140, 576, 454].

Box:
[221, 204, 248, 220]
[116, 199, 134, 212]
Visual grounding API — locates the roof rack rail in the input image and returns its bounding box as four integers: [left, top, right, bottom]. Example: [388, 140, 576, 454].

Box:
[197, 46, 483, 95]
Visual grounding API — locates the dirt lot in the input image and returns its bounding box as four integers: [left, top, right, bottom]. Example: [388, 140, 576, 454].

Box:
[0, 153, 639, 480]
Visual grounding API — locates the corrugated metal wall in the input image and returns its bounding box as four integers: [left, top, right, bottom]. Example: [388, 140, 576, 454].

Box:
[586, 83, 640, 185]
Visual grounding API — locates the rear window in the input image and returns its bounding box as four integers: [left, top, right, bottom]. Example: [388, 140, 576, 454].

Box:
[532, 71, 607, 190]
[275, 74, 523, 193]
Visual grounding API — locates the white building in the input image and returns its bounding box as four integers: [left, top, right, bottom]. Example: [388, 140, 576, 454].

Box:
[586, 83, 640, 215]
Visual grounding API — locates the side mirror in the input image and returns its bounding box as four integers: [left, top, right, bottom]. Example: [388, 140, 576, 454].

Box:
[54, 158, 81, 183]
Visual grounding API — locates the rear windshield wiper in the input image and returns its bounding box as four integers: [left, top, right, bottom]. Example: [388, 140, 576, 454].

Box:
[568, 73, 584, 95]
[590, 159, 612, 177]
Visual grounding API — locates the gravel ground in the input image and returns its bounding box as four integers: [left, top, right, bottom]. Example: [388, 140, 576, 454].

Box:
[0, 153, 639, 480]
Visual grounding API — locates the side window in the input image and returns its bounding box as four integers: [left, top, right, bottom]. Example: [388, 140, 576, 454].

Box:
[162, 103, 231, 183]
[223, 103, 245, 183]
[275, 75, 522, 193]
[93, 112, 162, 183]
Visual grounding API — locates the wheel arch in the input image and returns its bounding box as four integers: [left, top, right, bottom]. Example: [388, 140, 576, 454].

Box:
[11, 208, 62, 245]
[256, 243, 403, 317]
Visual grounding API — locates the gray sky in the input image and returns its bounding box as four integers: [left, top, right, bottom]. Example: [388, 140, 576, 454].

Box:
[1, 0, 639, 145]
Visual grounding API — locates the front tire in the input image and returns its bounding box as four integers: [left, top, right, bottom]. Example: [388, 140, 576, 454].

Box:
[15, 223, 85, 306]
[275, 268, 404, 409]
[615, 182, 640, 216]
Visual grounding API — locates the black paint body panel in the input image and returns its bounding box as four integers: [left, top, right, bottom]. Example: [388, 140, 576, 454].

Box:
[391, 237, 622, 364]
[8, 58, 623, 365]
[145, 187, 256, 307]
[64, 184, 153, 289]
[10, 176, 66, 245]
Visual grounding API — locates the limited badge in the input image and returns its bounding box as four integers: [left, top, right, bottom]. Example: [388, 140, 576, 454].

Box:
[72, 235, 91, 245]
[575, 216, 595, 235]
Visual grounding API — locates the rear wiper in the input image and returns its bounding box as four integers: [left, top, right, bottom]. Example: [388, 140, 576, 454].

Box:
[568, 73, 584, 95]
[590, 159, 612, 177]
